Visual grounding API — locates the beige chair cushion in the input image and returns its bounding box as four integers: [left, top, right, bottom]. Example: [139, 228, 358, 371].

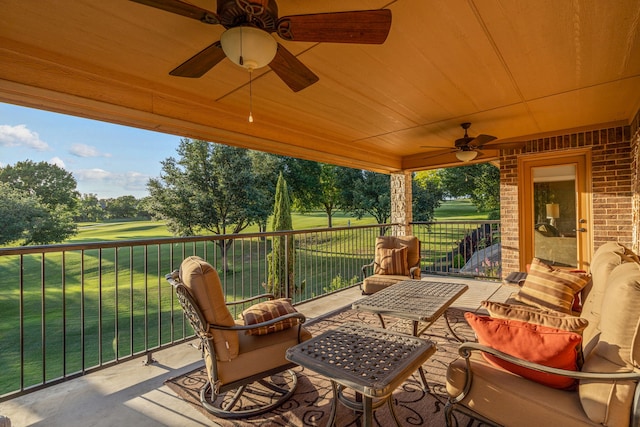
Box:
[374, 236, 420, 271]
[214, 324, 312, 386]
[579, 262, 640, 425]
[361, 274, 411, 294]
[514, 258, 590, 314]
[179, 256, 239, 361]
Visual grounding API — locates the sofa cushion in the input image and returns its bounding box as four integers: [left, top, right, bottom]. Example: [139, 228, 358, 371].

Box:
[465, 312, 582, 389]
[581, 242, 635, 354]
[578, 261, 640, 425]
[180, 256, 239, 361]
[446, 354, 594, 427]
[242, 298, 299, 336]
[482, 301, 589, 334]
[374, 246, 409, 275]
[514, 258, 590, 314]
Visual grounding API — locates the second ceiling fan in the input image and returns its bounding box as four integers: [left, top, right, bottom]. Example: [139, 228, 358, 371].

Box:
[422, 123, 499, 162]
[131, 0, 392, 92]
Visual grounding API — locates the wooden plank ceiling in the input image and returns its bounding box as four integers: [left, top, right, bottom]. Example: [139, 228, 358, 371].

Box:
[0, 0, 639, 172]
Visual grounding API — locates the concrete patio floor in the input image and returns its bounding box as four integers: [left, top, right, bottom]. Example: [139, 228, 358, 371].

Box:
[0, 275, 514, 427]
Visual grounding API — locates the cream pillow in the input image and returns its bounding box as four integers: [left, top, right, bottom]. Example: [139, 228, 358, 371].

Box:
[482, 301, 588, 333]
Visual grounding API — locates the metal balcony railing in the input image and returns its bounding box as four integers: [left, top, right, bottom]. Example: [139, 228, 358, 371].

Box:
[0, 220, 500, 401]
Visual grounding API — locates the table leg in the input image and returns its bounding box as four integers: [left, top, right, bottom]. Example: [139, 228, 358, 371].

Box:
[362, 396, 373, 427]
[327, 380, 339, 427]
[376, 313, 386, 329]
[444, 310, 466, 342]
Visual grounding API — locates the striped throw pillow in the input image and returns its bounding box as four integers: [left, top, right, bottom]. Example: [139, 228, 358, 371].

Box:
[515, 258, 590, 314]
[242, 298, 298, 336]
[374, 246, 409, 275]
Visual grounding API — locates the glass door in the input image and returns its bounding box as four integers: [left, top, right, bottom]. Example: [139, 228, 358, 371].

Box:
[518, 151, 591, 270]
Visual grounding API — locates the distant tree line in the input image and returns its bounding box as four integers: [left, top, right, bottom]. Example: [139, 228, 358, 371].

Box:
[0, 139, 499, 246]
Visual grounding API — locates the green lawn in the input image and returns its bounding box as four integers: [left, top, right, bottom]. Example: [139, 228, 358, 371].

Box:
[434, 198, 492, 220]
[72, 211, 378, 243]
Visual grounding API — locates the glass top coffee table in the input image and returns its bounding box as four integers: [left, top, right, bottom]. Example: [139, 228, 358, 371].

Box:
[286, 322, 436, 427]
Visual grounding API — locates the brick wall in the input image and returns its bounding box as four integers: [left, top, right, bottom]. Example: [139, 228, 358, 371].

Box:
[500, 122, 636, 276]
[632, 109, 640, 253]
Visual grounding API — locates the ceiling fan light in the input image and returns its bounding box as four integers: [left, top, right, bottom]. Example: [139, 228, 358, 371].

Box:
[220, 26, 277, 71]
[456, 150, 478, 162]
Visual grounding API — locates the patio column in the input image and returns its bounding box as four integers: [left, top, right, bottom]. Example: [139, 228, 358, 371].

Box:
[390, 172, 413, 236]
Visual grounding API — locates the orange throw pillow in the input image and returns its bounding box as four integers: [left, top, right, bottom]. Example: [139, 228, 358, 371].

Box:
[465, 312, 582, 389]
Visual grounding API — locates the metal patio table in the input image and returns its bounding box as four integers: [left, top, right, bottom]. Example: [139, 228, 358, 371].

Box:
[352, 279, 468, 390]
[285, 322, 436, 427]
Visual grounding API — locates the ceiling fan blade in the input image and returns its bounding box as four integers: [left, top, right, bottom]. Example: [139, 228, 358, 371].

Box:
[169, 41, 226, 77]
[276, 9, 392, 44]
[471, 134, 498, 148]
[269, 43, 319, 92]
[130, 0, 219, 24]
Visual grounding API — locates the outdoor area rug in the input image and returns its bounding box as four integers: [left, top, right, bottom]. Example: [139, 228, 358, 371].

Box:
[165, 306, 480, 426]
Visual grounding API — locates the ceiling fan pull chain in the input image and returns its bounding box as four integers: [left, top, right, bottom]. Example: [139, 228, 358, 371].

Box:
[248, 71, 254, 123]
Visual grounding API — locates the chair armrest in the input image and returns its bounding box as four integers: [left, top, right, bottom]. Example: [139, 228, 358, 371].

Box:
[210, 312, 307, 331]
[451, 341, 640, 403]
[225, 293, 276, 307]
[361, 261, 375, 278]
[165, 270, 180, 286]
[409, 266, 420, 278]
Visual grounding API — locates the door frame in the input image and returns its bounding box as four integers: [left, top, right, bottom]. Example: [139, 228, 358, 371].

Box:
[517, 149, 593, 271]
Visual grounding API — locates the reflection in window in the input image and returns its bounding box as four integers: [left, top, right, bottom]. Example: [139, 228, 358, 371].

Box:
[532, 165, 577, 267]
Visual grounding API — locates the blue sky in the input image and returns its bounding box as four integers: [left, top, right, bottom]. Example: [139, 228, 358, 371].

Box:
[0, 102, 182, 199]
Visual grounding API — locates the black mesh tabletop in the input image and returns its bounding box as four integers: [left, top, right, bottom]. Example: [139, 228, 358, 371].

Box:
[351, 280, 468, 322]
[286, 322, 436, 398]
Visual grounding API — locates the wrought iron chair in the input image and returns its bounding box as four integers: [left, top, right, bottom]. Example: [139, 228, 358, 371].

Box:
[166, 256, 311, 419]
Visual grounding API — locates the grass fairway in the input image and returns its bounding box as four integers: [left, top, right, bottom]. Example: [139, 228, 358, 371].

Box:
[71, 211, 377, 243]
[434, 198, 492, 220]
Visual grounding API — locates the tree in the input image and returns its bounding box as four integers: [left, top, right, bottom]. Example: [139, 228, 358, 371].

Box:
[103, 195, 138, 219]
[249, 151, 281, 233]
[265, 173, 296, 297]
[76, 193, 105, 222]
[279, 157, 322, 213]
[0, 183, 47, 245]
[438, 164, 500, 212]
[0, 160, 78, 244]
[340, 170, 391, 224]
[412, 170, 444, 222]
[147, 139, 265, 270]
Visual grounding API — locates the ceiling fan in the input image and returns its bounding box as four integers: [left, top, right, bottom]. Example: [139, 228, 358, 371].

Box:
[422, 123, 498, 162]
[130, 0, 392, 92]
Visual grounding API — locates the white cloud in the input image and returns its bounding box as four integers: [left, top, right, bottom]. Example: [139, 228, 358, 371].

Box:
[49, 157, 66, 168]
[0, 124, 50, 151]
[69, 143, 111, 158]
[75, 168, 113, 180]
[74, 169, 150, 194]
